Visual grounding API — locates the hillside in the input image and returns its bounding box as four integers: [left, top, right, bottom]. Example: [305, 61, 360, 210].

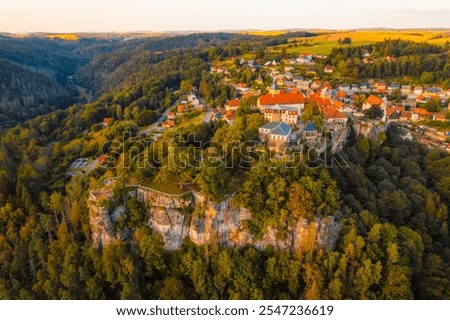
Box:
[0, 32, 448, 300]
[0, 58, 75, 127]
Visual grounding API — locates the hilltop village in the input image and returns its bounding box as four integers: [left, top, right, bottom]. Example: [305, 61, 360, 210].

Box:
[161, 52, 450, 154]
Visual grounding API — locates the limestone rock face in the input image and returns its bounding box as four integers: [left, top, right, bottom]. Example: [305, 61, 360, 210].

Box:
[353, 121, 386, 139]
[88, 187, 341, 252]
[88, 189, 117, 249]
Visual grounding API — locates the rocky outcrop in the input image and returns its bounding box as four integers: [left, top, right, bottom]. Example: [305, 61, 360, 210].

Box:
[88, 188, 128, 248]
[88, 186, 341, 252]
[353, 121, 386, 139]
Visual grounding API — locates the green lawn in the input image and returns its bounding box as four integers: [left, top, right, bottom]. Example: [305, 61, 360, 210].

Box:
[140, 180, 184, 195]
[178, 112, 205, 128]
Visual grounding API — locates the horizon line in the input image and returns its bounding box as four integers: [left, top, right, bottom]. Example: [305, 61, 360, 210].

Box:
[1, 27, 450, 35]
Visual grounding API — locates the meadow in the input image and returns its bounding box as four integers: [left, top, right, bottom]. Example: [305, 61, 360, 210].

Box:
[268, 29, 450, 55]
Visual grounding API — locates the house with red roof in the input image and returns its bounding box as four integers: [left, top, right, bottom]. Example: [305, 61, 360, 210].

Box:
[322, 107, 348, 124]
[336, 91, 346, 100]
[225, 110, 236, 125]
[416, 94, 428, 104]
[102, 118, 113, 127]
[225, 98, 240, 111]
[264, 106, 299, 125]
[411, 108, 432, 122]
[236, 82, 249, 93]
[177, 104, 187, 113]
[324, 65, 334, 73]
[98, 154, 108, 166]
[257, 90, 305, 114]
[432, 112, 447, 122]
[167, 111, 176, 120]
[162, 120, 175, 128]
[306, 94, 331, 109]
[376, 82, 387, 93]
[363, 95, 383, 110]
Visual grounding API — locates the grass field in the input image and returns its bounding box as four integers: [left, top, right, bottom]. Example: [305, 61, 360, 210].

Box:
[241, 30, 288, 36]
[140, 179, 184, 195]
[178, 112, 204, 128]
[269, 30, 450, 55]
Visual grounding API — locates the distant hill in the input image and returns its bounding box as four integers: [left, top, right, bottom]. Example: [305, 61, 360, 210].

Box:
[0, 58, 75, 128]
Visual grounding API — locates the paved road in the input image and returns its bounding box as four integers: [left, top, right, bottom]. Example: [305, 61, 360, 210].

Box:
[139, 106, 172, 135]
[86, 158, 99, 173]
[201, 108, 212, 123]
[199, 97, 212, 123]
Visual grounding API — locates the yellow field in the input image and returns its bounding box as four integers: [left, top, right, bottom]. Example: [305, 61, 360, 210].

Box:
[242, 30, 288, 36]
[269, 29, 450, 55]
[46, 34, 78, 41]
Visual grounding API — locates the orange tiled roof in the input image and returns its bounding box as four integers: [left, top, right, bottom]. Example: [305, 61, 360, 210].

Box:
[307, 94, 331, 108]
[401, 110, 411, 118]
[385, 107, 397, 118]
[433, 112, 446, 120]
[103, 117, 113, 125]
[413, 108, 431, 116]
[365, 95, 383, 106]
[337, 91, 346, 99]
[226, 98, 240, 107]
[98, 154, 108, 164]
[163, 120, 175, 127]
[322, 107, 347, 119]
[331, 100, 344, 109]
[259, 91, 305, 106]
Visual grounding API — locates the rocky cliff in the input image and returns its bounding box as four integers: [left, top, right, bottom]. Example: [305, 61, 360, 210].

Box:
[353, 120, 386, 139]
[88, 187, 341, 252]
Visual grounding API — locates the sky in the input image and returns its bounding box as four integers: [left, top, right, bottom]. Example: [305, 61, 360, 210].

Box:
[0, 0, 449, 33]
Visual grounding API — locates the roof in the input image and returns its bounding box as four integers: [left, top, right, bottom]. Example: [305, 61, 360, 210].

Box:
[225, 110, 236, 120]
[260, 121, 283, 130]
[168, 111, 176, 117]
[413, 108, 431, 116]
[433, 112, 446, 120]
[103, 117, 113, 125]
[385, 107, 398, 118]
[322, 107, 347, 120]
[365, 95, 383, 106]
[303, 122, 318, 132]
[259, 91, 305, 106]
[337, 91, 346, 99]
[401, 110, 411, 118]
[307, 94, 331, 108]
[98, 154, 108, 164]
[226, 98, 240, 107]
[163, 120, 175, 127]
[271, 122, 292, 136]
[331, 100, 344, 109]
[417, 94, 426, 101]
[259, 121, 292, 136]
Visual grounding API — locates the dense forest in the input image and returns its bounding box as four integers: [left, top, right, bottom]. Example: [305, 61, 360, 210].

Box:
[0, 35, 449, 300]
[0, 32, 254, 128]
